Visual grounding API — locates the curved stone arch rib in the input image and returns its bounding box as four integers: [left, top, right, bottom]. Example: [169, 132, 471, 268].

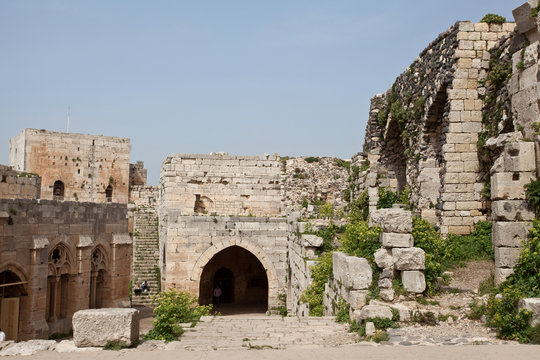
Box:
[0, 261, 29, 283]
[190, 239, 279, 300]
[48, 242, 75, 276]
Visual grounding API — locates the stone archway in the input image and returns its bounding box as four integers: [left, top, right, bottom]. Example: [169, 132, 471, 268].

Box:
[191, 242, 278, 313]
[0, 264, 28, 341]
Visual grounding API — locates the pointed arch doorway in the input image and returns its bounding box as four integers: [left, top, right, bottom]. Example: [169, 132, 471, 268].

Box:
[199, 246, 268, 314]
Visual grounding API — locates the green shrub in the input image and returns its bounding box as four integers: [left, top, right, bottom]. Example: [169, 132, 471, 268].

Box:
[144, 289, 212, 342]
[481, 13, 506, 24]
[334, 158, 350, 170]
[468, 300, 487, 320]
[377, 188, 399, 209]
[299, 252, 333, 316]
[413, 311, 437, 326]
[304, 157, 319, 163]
[318, 203, 334, 219]
[339, 221, 382, 264]
[348, 191, 369, 222]
[335, 298, 351, 323]
[525, 179, 540, 216]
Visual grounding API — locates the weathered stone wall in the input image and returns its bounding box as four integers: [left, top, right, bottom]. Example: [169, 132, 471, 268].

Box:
[160, 153, 282, 217]
[129, 185, 159, 208]
[287, 229, 323, 316]
[282, 157, 349, 215]
[361, 21, 515, 235]
[9, 129, 130, 204]
[0, 199, 131, 340]
[0, 165, 41, 200]
[161, 215, 287, 309]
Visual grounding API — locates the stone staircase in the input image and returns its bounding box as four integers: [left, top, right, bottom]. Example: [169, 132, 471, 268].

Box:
[132, 209, 160, 306]
[170, 315, 357, 350]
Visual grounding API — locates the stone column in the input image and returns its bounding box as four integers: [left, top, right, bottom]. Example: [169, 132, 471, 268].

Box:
[491, 142, 536, 285]
[23, 236, 50, 339]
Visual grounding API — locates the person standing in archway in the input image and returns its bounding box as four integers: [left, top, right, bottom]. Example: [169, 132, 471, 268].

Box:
[213, 285, 222, 307]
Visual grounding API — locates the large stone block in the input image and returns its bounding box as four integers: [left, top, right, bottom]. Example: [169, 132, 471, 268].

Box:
[73, 308, 140, 347]
[301, 234, 323, 248]
[492, 200, 535, 221]
[491, 172, 536, 200]
[503, 142, 536, 172]
[369, 208, 412, 233]
[518, 298, 540, 326]
[512, 2, 536, 34]
[401, 271, 426, 293]
[494, 247, 522, 268]
[374, 248, 393, 269]
[492, 221, 531, 248]
[332, 251, 372, 290]
[348, 290, 369, 309]
[494, 267, 514, 286]
[392, 248, 425, 270]
[380, 233, 413, 248]
[355, 305, 393, 321]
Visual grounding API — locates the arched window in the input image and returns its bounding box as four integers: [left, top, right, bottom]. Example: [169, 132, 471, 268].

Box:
[105, 185, 113, 202]
[53, 180, 64, 200]
[47, 245, 72, 322]
[90, 247, 107, 308]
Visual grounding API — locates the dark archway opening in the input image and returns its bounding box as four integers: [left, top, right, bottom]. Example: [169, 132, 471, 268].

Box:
[53, 180, 64, 200]
[213, 268, 234, 304]
[0, 270, 27, 341]
[199, 246, 268, 314]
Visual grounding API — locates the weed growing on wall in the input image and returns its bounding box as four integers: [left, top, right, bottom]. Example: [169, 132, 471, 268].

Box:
[480, 13, 506, 24]
[299, 252, 333, 316]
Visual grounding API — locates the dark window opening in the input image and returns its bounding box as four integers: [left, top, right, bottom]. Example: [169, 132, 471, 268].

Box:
[53, 180, 64, 200]
[105, 185, 113, 202]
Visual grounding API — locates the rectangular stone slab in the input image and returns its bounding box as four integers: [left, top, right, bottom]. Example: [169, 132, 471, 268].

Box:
[73, 308, 139, 347]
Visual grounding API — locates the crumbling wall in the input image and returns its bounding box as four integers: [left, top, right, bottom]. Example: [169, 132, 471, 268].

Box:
[282, 157, 349, 217]
[0, 165, 41, 200]
[361, 21, 515, 235]
[287, 230, 324, 316]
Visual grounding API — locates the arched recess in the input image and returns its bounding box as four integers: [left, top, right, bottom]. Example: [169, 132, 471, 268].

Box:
[47, 244, 73, 321]
[53, 180, 65, 200]
[89, 246, 108, 309]
[382, 116, 407, 191]
[105, 185, 113, 202]
[0, 263, 28, 342]
[190, 242, 279, 311]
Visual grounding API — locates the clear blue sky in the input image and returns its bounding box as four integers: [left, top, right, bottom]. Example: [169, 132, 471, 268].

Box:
[0, 1, 520, 185]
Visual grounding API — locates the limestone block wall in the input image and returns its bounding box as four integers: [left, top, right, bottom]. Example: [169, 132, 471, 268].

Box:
[129, 185, 159, 208]
[160, 153, 283, 217]
[9, 129, 130, 204]
[0, 199, 131, 340]
[439, 21, 515, 235]
[287, 231, 323, 316]
[161, 215, 288, 310]
[0, 165, 41, 200]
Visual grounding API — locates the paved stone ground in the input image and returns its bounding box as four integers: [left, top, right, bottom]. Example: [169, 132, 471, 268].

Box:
[161, 315, 358, 350]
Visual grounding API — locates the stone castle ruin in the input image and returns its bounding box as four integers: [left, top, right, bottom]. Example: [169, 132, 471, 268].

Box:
[2, 0, 540, 343]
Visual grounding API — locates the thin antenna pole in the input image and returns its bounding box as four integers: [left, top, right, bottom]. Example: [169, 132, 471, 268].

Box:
[67, 105, 70, 132]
